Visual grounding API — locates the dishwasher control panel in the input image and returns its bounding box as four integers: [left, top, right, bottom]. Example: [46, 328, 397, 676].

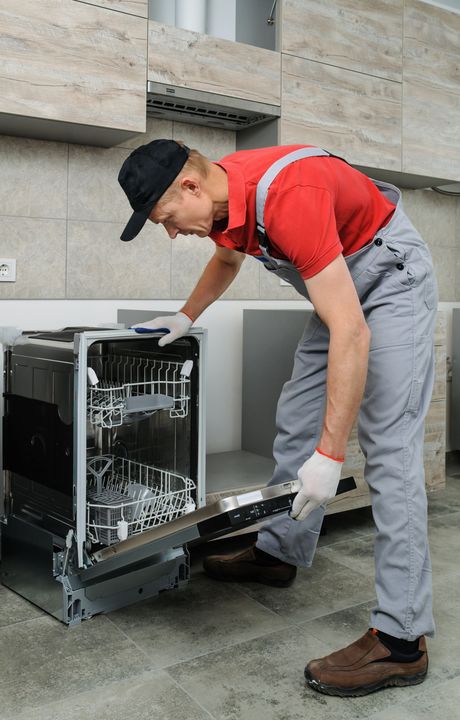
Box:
[196, 476, 356, 539]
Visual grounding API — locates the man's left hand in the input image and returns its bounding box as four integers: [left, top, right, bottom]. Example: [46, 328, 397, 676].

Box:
[291, 450, 344, 521]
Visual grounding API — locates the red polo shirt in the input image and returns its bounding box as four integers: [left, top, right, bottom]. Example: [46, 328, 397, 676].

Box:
[209, 145, 395, 279]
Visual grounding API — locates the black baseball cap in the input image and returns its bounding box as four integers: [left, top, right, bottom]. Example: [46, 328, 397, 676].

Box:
[118, 139, 190, 241]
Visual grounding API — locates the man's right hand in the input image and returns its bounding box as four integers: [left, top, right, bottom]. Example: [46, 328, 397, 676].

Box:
[131, 311, 193, 346]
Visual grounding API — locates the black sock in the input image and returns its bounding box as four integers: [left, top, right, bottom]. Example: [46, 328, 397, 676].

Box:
[372, 629, 423, 663]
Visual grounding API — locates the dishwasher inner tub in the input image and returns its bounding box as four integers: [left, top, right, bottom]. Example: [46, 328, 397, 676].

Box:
[1, 329, 204, 624]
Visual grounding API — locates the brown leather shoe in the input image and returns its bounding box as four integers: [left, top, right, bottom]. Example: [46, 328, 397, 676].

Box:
[203, 544, 297, 587]
[305, 630, 428, 697]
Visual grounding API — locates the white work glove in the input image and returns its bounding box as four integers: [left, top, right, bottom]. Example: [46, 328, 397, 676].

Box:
[131, 311, 193, 347]
[291, 449, 344, 521]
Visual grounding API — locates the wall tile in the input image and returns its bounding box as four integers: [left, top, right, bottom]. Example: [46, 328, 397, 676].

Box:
[116, 117, 173, 149]
[67, 145, 131, 222]
[0, 136, 68, 219]
[67, 221, 171, 298]
[402, 189, 458, 249]
[172, 123, 236, 161]
[171, 236, 259, 300]
[0, 217, 66, 298]
[221, 255, 260, 300]
[457, 198, 460, 249]
[429, 243, 456, 303]
[171, 235, 215, 298]
[456, 252, 460, 303]
[118, 118, 235, 161]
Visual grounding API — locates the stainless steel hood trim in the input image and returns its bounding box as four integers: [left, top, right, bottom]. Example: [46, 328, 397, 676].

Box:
[147, 81, 281, 131]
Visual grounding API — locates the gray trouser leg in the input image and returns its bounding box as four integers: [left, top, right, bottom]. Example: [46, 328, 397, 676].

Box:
[256, 314, 329, 567]
[357, 209, 438, 640]
[258, 200, 437, 640]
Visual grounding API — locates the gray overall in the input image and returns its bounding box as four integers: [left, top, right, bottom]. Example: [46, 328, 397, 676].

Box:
[254, 147, 438, 640]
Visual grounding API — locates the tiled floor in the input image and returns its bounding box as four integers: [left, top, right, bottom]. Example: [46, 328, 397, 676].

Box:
[1, 469, 460, 720]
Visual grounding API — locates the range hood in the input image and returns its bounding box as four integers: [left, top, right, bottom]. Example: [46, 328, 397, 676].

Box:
[147, 81, 280, 131]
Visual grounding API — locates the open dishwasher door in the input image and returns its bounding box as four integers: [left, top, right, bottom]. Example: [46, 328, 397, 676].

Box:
[81, 475, 356, 581]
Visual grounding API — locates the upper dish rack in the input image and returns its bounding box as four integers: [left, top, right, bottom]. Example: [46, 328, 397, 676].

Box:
[87, 354, 193, 428]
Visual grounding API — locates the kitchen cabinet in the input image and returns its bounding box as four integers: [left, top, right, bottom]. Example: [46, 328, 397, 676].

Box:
[0, 0, 147, 146]
[73, 0, 148, 17]
[148, 21, 281, 108]
[282, 0, 403, 82]
[280, 53, 402, 170]
[279, 0, 460, 186]
[402, 0, 460, 181]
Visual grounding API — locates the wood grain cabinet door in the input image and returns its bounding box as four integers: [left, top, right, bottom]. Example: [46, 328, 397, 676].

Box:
[73, 0, 148, 17]
[403, 0, 460, 181]
[280, 53, 402, 170]
[282, 0, 403, 82]
[0, 0, 147, 141]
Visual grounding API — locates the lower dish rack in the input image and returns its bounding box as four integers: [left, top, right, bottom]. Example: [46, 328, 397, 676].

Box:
[86, 455, 196, 546]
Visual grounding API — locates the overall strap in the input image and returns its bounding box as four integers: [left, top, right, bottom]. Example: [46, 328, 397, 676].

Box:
[256, 147, 331, 240]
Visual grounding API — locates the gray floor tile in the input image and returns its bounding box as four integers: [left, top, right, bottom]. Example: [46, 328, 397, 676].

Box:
[0, 615, 151, 716]
[424, 550, 460, 618]
[236, 555, 375, 624]
[108, 574, 289, 670]
[316, 535, 376, 577]
[338, 671, 448, 720]
[2, 670, 212, 720]
[323, 506, 376, 539]
[426, 607, 460, 681]
[427, 484, 460, 516]
[0, 586, 44, 628]
[429, 511, 460, 553]
[433, 570, 460, 616]
[367, 675, 460, 719]
[297, 601, 376, 648]
[168, 625, 369, 720]
[430, 537, 460, 580]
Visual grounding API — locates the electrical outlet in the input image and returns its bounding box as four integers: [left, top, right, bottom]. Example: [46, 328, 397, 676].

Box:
[0, 259, 16, 282]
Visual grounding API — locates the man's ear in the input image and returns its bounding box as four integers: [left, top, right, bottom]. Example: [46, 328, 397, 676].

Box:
[180, 176, 200, 196]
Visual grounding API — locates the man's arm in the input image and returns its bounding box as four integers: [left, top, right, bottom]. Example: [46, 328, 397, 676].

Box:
[181, 245, 245, 320]
[305, 253, 371, 458]
[131, 246, 244, 345]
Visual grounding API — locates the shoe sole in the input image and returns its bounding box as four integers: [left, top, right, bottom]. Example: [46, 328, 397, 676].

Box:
[304, 667, 428, 697]
[203, 566, 296, 588]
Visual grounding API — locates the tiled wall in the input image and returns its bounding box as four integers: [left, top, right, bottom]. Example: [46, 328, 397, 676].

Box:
[1, 122, 460, 302]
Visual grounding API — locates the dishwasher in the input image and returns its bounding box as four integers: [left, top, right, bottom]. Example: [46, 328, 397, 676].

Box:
[0, 326, 324, 626]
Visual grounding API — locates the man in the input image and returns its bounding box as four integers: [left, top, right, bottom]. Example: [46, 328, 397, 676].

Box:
[118, 138, 437, 697]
